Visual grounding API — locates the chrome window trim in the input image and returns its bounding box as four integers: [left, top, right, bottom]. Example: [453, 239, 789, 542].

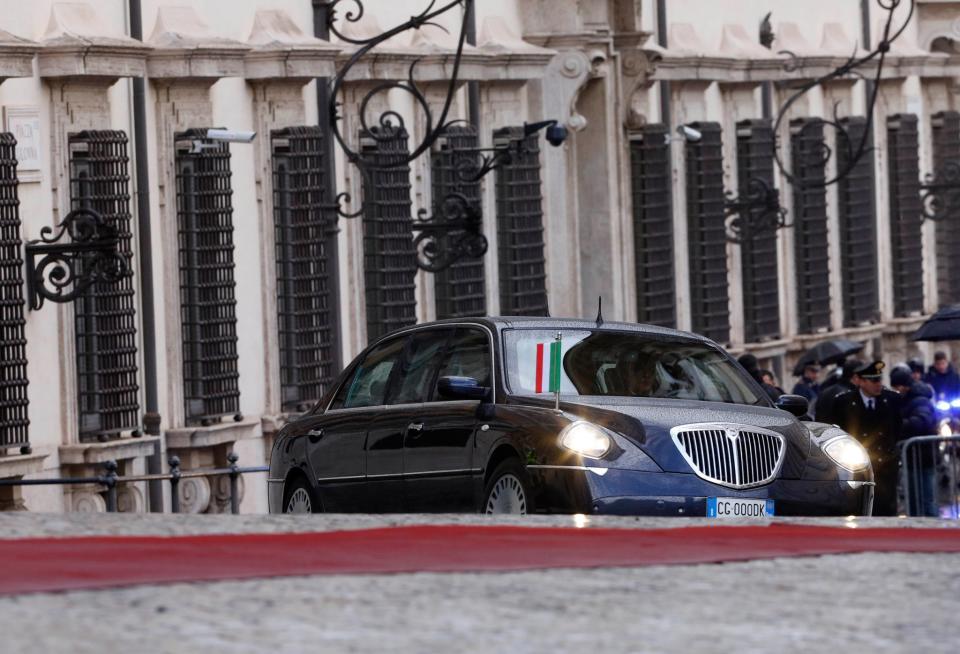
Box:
[323, 322, 498, 413]
[669, 422, 786, 490]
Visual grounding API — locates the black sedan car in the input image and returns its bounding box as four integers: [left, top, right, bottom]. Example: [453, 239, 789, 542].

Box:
[268, 318, 875, 516]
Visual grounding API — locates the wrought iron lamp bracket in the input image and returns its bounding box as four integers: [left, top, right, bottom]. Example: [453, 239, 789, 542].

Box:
[771, 0, 916, 190]
[412, 192, 488, 273]
[723, 178, 790, 244]
[24, 208, 127, 310]
[920, 161, 960, 223]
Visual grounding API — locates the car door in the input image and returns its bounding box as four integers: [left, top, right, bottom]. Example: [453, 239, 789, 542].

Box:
[365, 328, 454, 511]
[309, 336, 405, 512]
[404, 327, 492, 512]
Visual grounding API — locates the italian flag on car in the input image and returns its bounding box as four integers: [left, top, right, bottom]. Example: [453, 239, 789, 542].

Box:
[534, 339, 562, 394]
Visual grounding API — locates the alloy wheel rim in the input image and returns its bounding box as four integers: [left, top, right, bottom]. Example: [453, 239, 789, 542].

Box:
[485, 474, 527, 515]
[286, 488, 313, 514]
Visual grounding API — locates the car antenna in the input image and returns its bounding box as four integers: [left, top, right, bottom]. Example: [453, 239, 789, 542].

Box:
[595, 296, 604, 327]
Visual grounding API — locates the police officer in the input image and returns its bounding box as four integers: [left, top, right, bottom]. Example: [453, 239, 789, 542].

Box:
[833, 361, 902, 516]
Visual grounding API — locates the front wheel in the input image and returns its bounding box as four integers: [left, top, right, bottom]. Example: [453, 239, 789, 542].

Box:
[483, 459, 533, 515]
[283, 476, 320, 514]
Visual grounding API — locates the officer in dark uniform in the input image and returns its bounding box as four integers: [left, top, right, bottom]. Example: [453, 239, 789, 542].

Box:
[833, 361, 902, 516]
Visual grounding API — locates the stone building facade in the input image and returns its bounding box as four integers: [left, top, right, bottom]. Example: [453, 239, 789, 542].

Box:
[0, 0, 956, 512]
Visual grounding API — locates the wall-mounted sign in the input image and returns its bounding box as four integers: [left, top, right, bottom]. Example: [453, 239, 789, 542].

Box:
[4, 107, 42, 182]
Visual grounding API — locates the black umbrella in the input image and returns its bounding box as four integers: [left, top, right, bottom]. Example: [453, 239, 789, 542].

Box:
[911, 305, 960, 342]
[792, 339, 864, 376]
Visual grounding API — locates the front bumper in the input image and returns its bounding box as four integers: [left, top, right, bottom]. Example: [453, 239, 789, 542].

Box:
[528, 466, 873, 517]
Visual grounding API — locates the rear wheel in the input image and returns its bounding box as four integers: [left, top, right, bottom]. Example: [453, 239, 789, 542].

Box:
[283, 476, 320, 514]
[483, 459, 533, 515]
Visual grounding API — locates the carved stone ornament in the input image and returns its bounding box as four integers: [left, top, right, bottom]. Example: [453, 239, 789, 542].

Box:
[178, 476, 212, 514]
[543, 50, 591, 132]
[72, 490, 107, 513]
[210, 473, 244, 514]
[116, 484, 144, 514]
[38, 2, 150, 79]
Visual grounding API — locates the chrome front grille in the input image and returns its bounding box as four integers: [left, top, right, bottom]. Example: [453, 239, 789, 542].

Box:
[671, 424, 785, 489]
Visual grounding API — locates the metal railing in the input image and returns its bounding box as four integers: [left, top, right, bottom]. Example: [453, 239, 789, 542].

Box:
[0, 452, 268, 514]
[898, 435, 960, 518]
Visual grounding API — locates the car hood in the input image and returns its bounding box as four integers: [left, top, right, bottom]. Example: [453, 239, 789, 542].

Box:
[561, 397, 812, 477]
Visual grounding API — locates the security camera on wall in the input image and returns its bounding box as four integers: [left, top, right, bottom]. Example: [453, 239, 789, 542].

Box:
[205, 129, 257, 144]
[676, 124, 702, 143]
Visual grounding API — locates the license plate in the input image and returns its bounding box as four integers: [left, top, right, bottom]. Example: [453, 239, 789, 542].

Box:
[707, 497, 775, 518]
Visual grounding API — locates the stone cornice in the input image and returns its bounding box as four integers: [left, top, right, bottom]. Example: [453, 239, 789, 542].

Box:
[0, 452, 48, 480]
[147, 6, 248, 79]
[245, 9, 340, 81]
[37, 3, 149, 79]
[59, 436, 161, 465]
[165, 418, 261, 450]
[0, 29, 39, 82]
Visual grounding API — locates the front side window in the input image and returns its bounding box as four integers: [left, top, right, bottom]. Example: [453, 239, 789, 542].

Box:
[503, 329, 762, 406]
[433, 328, 492, 398]
[386, 329, 453, 405]
[334, 337, 405, 409]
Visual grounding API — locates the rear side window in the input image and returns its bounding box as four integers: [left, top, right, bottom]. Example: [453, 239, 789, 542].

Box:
[433, 328, 492, 400]
[331, 337, 405, 409]
[387, 329, 453, 405]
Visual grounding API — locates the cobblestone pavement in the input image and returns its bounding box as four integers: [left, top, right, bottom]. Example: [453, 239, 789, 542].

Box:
[1, 514, 958, 653]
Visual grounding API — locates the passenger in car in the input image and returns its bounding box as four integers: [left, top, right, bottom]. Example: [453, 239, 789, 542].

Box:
[619, 353, 659, 397]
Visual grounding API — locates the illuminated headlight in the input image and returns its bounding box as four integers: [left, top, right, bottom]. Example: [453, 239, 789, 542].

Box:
[937, 400, 951, 412]
[559, 422, 612, 459]
[950, 399, 960, 409]
[823, 435, 870, 472]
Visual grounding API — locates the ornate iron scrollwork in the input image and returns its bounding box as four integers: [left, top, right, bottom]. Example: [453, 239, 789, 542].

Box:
[318, 1, 565, 272]
[322, 0, 473, 220]
[773, 0, 915, 189]
[920, 161, 960, 223]
[412, 193, 488, 273]
[24, 208, 126, 310]
[724, 178, 790, 244]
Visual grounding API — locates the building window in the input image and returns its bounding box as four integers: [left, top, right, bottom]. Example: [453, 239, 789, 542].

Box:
[837, 117, 879, 327]
[0, 133, 29, 454]
[886, 114, 924, 317]
[431, 125, 486, 319]
[69, 131, 140, 441]
[175, 129, 240, 425]
[736, 119, 780, 343]
[271, 126, 338, 413]
[630, 124, 676, 328]
[361, 125, 418, 342]
[684, 122, 730, 344]
[790, 118, 831, 334]
[495, 127, 549, 316]
[932, 111, 960, 306]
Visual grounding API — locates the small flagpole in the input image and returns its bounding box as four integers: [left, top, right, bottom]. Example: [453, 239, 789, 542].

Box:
[554, 331, 562, 412]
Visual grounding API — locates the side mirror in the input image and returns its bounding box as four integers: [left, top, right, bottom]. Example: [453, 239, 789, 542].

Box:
[438, 376, 490, 401]
[776, 394, 809, 418]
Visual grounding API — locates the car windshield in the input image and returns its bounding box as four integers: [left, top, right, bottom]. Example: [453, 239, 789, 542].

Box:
[503, 329, 763, 406]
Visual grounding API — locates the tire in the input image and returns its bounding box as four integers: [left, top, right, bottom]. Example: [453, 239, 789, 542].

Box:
[483, 459, 533, 515]
[283, 475, 321, 514]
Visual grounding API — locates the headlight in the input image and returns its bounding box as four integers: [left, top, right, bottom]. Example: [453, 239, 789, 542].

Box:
[950, 399, 960, 409]
[559, 422, 612, 459]
[937, 400, 951, 412]
[823, 435, 870, 472]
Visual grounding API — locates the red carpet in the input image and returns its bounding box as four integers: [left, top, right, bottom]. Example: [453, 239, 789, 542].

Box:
[1, 524, 959, 595]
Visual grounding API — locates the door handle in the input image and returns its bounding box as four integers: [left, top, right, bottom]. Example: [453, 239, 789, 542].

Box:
[307, 428, 325, 443]
[406, 422, 424, 437]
